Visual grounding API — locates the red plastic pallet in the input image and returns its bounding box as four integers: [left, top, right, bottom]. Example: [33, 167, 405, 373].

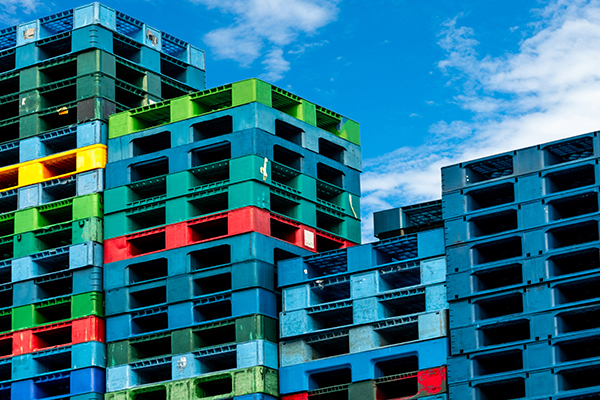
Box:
[2, 316, 105, 357]
[104, 206, 357, 263]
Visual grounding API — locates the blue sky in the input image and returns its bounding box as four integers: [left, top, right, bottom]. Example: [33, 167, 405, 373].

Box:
[3, 0, 600, 241]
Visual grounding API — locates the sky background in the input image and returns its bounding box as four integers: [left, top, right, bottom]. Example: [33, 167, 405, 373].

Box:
[3, 0, 600, 242]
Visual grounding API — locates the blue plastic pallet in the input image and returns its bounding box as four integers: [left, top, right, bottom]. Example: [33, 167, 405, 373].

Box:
[280, 310, 448, 367]
[0, 121, 104, 167]
[279, 228, 445, 288]
[4, 366, 104, 399]
[448, 358, 600, 399]
[106, 287, 277, 342]
[104, 232, 310, 291]
[450, 270, 600, 329]
[278, 337, 448, 395]
[8, 3, 204, 66]
[107, 102, 362, 171]
[106, 339, 277, 392]
[280, 283, 447, 340]
[106, 135, 360, 198]
[450, 302, 600, 356]
[282, 255, 445, 312]
[7, 241, 102, 284]
[10, 265, 102, 308]
[11, 341, 105, 381]
[441, 132, 599, 194]
[105, 260, 275, 316]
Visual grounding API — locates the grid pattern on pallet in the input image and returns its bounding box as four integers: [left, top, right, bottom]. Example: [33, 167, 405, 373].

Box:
[442, 131, 600, 400]
[108, 78, 360, 145]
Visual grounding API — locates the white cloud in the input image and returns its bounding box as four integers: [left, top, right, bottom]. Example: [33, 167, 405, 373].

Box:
[259, 47, 290, 81]
[361, 0, 600, 242]
[0, 0, 44, 25]
[191, 0, 339, 80]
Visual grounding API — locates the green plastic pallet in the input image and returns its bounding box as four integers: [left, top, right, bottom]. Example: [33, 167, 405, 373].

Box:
[108, 78, 360, 145]
[105, 366, 278, 399]
[107, 314, 278, 367]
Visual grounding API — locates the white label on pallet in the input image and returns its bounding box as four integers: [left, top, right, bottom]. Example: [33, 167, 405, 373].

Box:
[304, 230, 315, 249]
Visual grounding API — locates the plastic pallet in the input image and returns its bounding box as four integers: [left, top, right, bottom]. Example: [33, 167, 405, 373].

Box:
[280, 310, 448, 367]
[105, 149, 360, 214]
[6, 22, 204, 85]
[450, 302, 600, 356]
[0, 193, 102, 240]
[278, 228, 444, 288]
[105, 366, 277, 399]
[282, 256, 446, 312]
[104, 231, 310, 291]
[449, 270, 600, 329]
[5, 241, 102, 285]
[106, 339, 277, 392]
[109, 78, 359, 145]
[17, 169, 104, 212]
[107, 102, 361, 171]
[103, 178, 360, 242]
[3, 3, 203, 65]
[3, 366, 105, 399]
[107, 314, 277, 367]
[9, 340, 105, 381]
[0, 143, 106, 194]
[280, 283, 447, 339]
[0, 121, 104, 168]
[444, 188, 600, 248]
[373, 200, 444, 240]
[0, 96, 115, 146]
[445, 214, 600, 273]
[3, 291, 104, 333]
[105, 260, 276, 316]
[105, 288, 276, 342]
[104, 206, 356, 264]
[449, 333, 600, 384]
[282, 370, 447, 400]
[448, 359, 600, 399]
[279, 339, 447, 395]
[441, 131, 599, 194]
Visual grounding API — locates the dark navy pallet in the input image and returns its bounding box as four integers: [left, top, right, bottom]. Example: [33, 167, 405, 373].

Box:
[105, 260, 275, 316]
[278, 228, 445, 288]
[278, 337, 448, 395]
[449, 270, 600, 329]
[104, 232, 310, 291]
[441, 132, 598, 194]
[106, 339, 277, 392]
[450, 302, 600, 356]
[448, 358, 600, 399]
[280, 283, 447, 339]
[280, 310, 448, 367]
[107, 102, 362, 172]
[447, 241, 600, 301]
[106, 287, 277, 342]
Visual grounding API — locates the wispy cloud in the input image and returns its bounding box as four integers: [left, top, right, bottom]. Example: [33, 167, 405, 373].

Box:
[361, 0, 600, 242]
[190, 0, 339, 81]
[0, 0, 44, 26]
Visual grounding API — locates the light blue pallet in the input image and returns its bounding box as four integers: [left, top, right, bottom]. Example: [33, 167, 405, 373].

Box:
[106, 339, 277, 392]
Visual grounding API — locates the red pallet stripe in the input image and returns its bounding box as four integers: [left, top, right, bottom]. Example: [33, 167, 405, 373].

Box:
[104, 206, 357, 263]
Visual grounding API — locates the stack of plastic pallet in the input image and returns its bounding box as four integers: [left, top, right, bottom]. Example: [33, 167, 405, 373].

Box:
[443, 132, 600, 399]
[0, 3, 206, 399]
[102, 78, 362, 399]
[277, 201, 449, 400]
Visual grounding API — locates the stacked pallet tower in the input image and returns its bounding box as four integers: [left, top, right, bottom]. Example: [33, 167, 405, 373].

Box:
[277, 201, 449, 400]
[443, 132, 600, 399]
[0, 3, 205, 399]
[101, 78, 362, 399]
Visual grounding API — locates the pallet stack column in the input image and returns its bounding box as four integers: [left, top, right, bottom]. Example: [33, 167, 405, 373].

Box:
[442, 133, 600, 399]
[0, 2, 206, 399]
[277, 201, 449, 400]
[102, 78, 362, 399]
